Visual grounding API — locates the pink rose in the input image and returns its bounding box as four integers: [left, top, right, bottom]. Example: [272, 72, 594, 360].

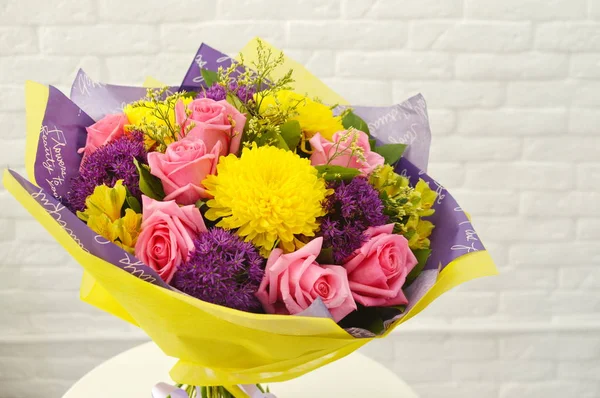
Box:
[256, 237, 356, 322]
[175, 98, 246, 157]
[309, 130, 384, 175]
[135, 196, 207, 283]
[78, 113, 127, 161]
[343, 224, 418, 307]
[147, 138, 220, 205]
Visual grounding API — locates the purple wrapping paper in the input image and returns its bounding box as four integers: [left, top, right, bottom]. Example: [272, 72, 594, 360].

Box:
[33, 86, 91, 202]
[179, 43, 234, 91]
[70, 69, 179, 122]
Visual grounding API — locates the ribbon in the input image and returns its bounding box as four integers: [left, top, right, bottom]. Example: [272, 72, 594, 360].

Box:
[152, 382, 276, 398]
[152, 382, 189, 398]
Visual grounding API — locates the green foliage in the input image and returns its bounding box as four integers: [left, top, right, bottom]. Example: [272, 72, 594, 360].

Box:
[316, 247, 334, 264]
[279, 120, 302, 149]
[405, 249, 431, 287]
[342, 110, 370, 135]
[315, 165, 361, 181]
[124, 194, 141, 214]
[133, 158, 165, 201]
[339, 305, 406, 335]
[201, 68, 218, 87]
[373, 143, 407, 165]
[369, 137, 377, 151]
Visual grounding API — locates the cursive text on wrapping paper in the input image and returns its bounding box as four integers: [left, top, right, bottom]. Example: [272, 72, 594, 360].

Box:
[40, 126, 68, 200]
[119, 255, 158, 283]
[192, 54, 231, 83]
[450, 219, 480, 253]
[368, 98, 428, 137]
[31, 189, 87, 251]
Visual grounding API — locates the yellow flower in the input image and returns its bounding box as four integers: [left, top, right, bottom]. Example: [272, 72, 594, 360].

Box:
[86, 213, 118, 242]
[405, 216, 434, 250]
[204, 145, 330, 255]
[415, 179, 437, 217]
[113, 209, 143, 254]
[76, 180, 142, 254]
[77, 180, 126, 223]
[259, 90, 344, 141]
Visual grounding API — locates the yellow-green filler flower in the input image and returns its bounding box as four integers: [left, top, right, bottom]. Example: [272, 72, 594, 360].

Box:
[369, 165, 437, 250]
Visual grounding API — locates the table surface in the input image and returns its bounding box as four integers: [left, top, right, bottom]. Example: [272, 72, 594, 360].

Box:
[62, 342, 419, 398]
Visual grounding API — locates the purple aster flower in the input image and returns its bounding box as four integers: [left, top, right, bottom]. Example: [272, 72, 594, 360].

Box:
[171, 228, 265, 313]
[199, 82, 256, 103]
[66, 131, 147, 213]
[229, 82, 256, 103]
[200, 84, 227, 101]
[319, 177, 387, 263]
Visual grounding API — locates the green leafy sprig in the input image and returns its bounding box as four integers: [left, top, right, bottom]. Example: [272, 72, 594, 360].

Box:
[126, 87, 196, 152]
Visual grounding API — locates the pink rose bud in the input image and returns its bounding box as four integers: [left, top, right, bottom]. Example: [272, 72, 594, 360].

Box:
[78, 113, 127, 162]
[309, 130, 384, 175]
[135, 196, 207, 283]
[343, 224, 418, 307]
[256, 237, 357, 322]
[175, 98, 246, 157]
[147, 137, 220, 205]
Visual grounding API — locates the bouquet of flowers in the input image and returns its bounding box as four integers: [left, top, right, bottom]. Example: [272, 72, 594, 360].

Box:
[4, 38, 497, 397]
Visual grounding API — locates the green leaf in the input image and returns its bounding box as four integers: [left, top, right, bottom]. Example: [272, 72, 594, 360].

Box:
[133, 158, 165, 201]
[405, 248, 431, 287]
[316, 247, 334, 264]
[373, 143, 407, 165]
[369, 138, 377, 151]
[392, 305, 407, 313]
[338, 305, 385, 334]
[315, 165, 361, 182]
[342, 110, 370, 135]
[195, 199, 206, 210]
[125, 195, 141, 214]
[200, 386, 208, 398]
[279, 120, 302, 150]
[254, 129, 290, 150]
[201, 68, 218, 87]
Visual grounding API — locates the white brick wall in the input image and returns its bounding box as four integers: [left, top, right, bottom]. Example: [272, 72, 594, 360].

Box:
[0, 1, 599, 397]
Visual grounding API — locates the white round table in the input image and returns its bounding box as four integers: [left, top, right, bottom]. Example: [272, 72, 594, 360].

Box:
[63, 342, 419, 398]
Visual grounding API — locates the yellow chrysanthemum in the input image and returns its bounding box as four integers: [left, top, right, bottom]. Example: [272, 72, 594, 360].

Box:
[76, 180, 142, 254]
[203, 145, 330, 255]
[259, 90, 344, 141]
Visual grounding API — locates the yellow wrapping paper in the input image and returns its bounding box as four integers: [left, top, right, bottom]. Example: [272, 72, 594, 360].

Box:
[4, 38, 497, 397]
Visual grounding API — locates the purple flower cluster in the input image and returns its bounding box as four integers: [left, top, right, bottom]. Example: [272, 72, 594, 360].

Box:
[201, 84, 227, 101]
[229, 82, 256, 103]
[171, 228, 265, 312]
[66, 131, 147, 213]
[199, 82, 256, 103]
[319, 177, 388, 263]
